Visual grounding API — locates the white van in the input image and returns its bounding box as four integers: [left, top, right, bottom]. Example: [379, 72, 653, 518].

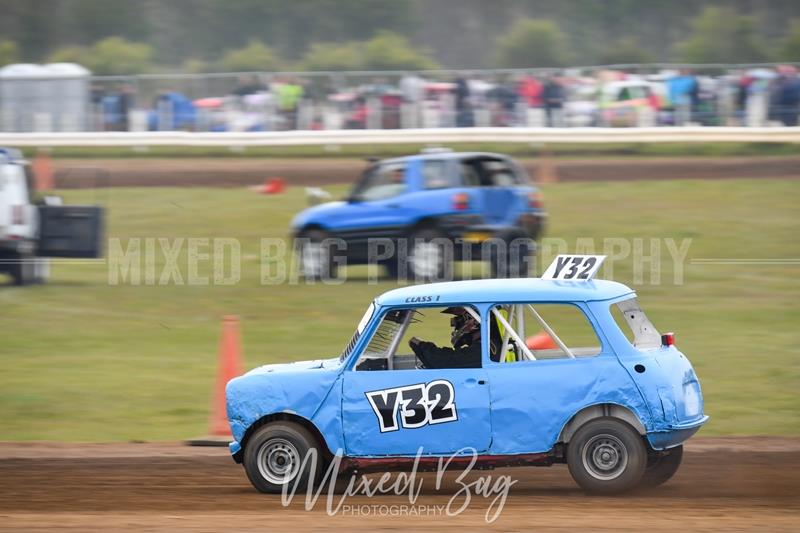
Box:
[0, 148, 103, 285]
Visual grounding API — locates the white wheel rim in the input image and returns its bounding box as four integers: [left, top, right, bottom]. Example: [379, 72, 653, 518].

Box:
[582, 434, 628, 481]
[300, 242, 326, 277]
[409, 241, 441, 279]
[257, 438, 301, 485]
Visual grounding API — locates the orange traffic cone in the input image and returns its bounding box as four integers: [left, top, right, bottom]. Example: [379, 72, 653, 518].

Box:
[538, 148, 558, 184]
[260, 177, 286, 194]
[32, 150, 55, 191]
[187, 315, 245, 446]
[527, 330, 557, 350]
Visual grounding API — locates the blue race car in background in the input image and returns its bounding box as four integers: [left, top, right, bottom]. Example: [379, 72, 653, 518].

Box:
[290, 150, 546, 280]
[226, 256, 708, 495]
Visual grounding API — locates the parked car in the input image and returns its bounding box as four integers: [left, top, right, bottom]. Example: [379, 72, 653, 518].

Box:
[290, 150, 546, 280]
[226, 259, 708, 494]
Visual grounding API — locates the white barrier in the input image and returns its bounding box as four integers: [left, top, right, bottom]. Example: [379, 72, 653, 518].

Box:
[1, 127, 800, 148]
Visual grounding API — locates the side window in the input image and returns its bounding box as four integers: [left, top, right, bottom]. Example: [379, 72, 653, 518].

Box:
[488, 303, 602, 363]
[482, 160, 518, 187]
[352, 163, 407, 201]
[423, 160, 450, 189]
[459, 162, 481, 187]
[354, 305, 482, 371]
[610, 297, 661, 350]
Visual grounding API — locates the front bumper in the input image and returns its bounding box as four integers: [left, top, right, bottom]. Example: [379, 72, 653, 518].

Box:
[229, 440, 243, 463]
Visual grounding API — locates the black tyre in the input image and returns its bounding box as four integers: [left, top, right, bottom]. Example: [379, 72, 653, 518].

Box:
[10, 252, 34, 286]
[243, 422, 323, 494]
[296, 229, 338, 281]
[567, 417, 647, 494]
[641, 445, 683, 488]
[403, 228, 452, 282]
[489, 235, 534, 279]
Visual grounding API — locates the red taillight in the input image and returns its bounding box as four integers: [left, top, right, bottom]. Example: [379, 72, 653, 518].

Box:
[452, 192, 469, 210]
[11, 205, 24, 225]
[528, 191, 543, 209]
[661, 332, 675, 346]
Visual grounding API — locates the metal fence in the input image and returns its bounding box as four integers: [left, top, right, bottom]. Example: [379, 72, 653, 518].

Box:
[1, 63, 799, 133]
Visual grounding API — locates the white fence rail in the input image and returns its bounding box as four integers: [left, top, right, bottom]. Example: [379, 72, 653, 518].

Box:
[1, 127, 800, 148]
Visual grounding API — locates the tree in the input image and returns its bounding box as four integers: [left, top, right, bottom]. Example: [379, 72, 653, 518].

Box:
[46, 45, 88, 65]
[675, 7, 769, 64]
[298, 42, 363, 71]
[495, 19, 572, 68]
[596, 38, 655, 65]
[0, 40, 19, 67]
[87, 37, 153, 74]
[362, 31, 439, 70]
[777, 19, 800, 62]
[217, 40, 282, 72]
[45, 38, 153, 74]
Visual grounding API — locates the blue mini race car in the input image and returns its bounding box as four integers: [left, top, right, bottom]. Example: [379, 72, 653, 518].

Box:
[226, 256, 707, 494]
[290, 150, 545, 280]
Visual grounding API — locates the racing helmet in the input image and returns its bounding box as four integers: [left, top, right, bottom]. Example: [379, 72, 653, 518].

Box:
[442, 307, 479, 348]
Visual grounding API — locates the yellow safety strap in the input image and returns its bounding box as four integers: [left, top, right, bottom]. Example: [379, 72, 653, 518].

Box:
[496, 307, 517, 362]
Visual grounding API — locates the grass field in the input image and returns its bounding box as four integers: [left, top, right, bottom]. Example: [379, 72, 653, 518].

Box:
[1, 178, 798, 441]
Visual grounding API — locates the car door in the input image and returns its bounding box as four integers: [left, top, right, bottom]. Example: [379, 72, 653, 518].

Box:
[342, 367, 491, 456]
[341, 304, 492, 457]
[336, 161, 415, 257]
[464, 157, 524, 227]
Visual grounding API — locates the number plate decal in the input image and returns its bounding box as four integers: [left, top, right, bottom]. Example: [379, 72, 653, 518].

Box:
[541, 254, 606, 281]
[365, 379, 458, 433]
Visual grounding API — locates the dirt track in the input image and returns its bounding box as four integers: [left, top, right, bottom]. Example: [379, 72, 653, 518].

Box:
[0, 438, 798, 531]
[51, 155, 800, 188]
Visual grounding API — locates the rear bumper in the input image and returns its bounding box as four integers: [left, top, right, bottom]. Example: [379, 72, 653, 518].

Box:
[646, 415, 709, 450]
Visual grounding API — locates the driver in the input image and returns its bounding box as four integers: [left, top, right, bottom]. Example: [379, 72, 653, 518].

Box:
[408, 307, 485, 368]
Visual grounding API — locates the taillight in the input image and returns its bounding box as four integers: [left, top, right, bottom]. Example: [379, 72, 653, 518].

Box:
[528, 191, 543, 209]
[11, 205, 24, 225]
[661, 332, 675, 347]
[452, 192, 469, 210]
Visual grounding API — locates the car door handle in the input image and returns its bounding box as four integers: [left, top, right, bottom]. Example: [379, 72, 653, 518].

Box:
[478, 379, 486, 385]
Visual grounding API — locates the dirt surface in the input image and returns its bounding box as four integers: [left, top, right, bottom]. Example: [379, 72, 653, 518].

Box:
[0, 438, 798, 531]
[51, 155, 800, 189]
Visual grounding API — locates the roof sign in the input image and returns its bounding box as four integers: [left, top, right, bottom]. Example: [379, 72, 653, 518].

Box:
[542, 255, 606, 281]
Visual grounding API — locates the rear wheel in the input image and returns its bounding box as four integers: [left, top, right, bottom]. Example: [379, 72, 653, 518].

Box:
[403, 228, 452, 282]
[641, 445, 683, 488]
[10, 252, 34, 286]
[243, 422, 323, 494]
[567, 418, 647, 494]
[489, 235, 533, 279]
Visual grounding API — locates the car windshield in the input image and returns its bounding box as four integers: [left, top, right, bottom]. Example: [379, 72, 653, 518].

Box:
[340, 303, 375, 361]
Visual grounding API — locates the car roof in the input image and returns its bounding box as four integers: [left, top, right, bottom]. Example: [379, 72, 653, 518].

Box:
[376, 278, 634, 307]
[381, 151, 511, 165]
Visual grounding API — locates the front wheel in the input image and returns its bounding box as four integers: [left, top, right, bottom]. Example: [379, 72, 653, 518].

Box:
[567, 418, 647, 494]
[641, 445, 683, 488]
[243, 422, 323, 494]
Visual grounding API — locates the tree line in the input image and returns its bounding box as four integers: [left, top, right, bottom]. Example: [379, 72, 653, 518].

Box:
[0, 1, 798, 74]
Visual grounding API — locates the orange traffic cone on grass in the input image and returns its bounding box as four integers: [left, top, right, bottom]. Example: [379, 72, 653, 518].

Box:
[260, 177, 286, 194]
[187, 315, 245, 446]
[526, 330, 557, 350]
[32, 150, 55, 191]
